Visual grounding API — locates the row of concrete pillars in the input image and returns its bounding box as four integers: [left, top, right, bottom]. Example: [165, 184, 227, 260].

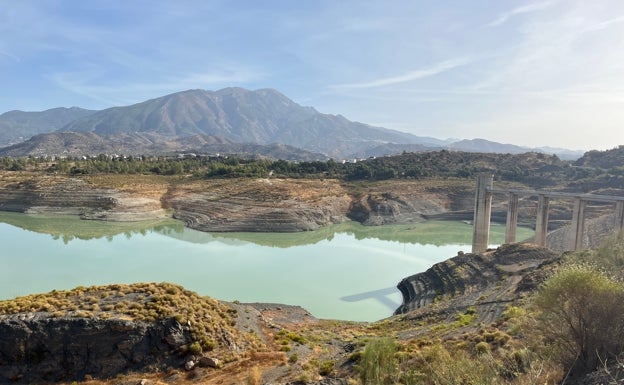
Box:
[472, 174, 624, 254]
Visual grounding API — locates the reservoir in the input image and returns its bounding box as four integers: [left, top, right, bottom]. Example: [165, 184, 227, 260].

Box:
[0, 212, 534, 322]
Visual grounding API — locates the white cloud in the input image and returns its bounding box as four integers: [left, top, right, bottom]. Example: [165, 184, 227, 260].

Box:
[487, 1, 554, 27]
[331, 58, 472, 90]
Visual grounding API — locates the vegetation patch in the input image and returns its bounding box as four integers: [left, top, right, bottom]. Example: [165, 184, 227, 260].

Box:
[0, 282, 263, 355]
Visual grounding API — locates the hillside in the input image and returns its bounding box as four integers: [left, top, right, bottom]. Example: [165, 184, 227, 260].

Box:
[0, 131, 327, 161]
[0, 107, 95, 146]
[574, 145, 624, 169]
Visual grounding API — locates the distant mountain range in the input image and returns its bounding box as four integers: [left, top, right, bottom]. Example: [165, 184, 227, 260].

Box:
[0, 88, 585, 160]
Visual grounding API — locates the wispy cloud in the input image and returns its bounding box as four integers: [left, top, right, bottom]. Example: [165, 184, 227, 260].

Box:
[331, 58, 472, 90]
[0, 50, 19, 62]
[50, 66, 266, 108]
[584, 15, 624, 32]
[487, 1, 554, 27]
[175, 69, 265, 88]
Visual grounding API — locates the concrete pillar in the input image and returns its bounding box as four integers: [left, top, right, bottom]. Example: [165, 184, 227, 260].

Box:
[505, 193, 519, 244]
[534, 194, 550, 247]
[566, 198, 587, 251]
[472, 174, 493, 254]
[616, 201, 624, 237]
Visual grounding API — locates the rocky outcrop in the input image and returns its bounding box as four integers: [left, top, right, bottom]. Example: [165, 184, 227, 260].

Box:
[347, 183, 474, 226]
[395, 243, 561, 322]
[0, 315, 190, 383]
[167, 178, 351, 232]
[0, 176, 167, 221]
[0, 283, 259, 383]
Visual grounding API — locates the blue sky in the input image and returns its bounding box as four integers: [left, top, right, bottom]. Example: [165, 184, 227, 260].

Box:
[1, 1, 623, 151]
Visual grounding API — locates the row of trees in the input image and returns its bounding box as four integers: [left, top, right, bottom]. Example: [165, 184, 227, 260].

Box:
[1, 151, 622, 184]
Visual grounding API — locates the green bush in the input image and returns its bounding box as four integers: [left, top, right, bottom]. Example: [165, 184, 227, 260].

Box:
[474, 341, 490, 355]
[318, 360, 335, 376]
[188, 341, 202, 355]
[359, 338, 398, 385]
[532, 264, 624, 377]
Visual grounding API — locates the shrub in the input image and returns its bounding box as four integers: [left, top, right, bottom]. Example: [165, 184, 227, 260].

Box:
[359, 338, 398, 385]
[532, 264, 624, 377]
[246, 366, 261, 385]
[188, 342, 202, 355]
[415, 344, 498, 385]
[474, 341, 490, 355]
[319, 360, 334, 376]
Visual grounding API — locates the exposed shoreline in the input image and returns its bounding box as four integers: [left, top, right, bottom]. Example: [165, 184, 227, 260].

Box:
[0, 173, 479, 232]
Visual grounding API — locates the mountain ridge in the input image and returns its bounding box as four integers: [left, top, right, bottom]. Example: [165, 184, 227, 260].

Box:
[0, 107, 95, 146]
[0, 88, 585, 159]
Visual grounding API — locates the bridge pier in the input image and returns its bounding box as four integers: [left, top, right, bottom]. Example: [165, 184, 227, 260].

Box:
[616, 201, 624, 236]
[505, 193, 519, 244]
[534, 194, 550, 247]
[567, 198, 587, 250]
[471, 174, 493, 254]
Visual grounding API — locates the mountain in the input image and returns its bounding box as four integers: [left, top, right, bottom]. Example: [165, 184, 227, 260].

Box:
[0, 107, 95, 146]
[347, 143, 442, 159]
[59, 88, 425, 158]
[0, 88, 587, 159]
[534, 146, 585, 161]
[447, 138, 531, 154]
[447, 138, 584, 160]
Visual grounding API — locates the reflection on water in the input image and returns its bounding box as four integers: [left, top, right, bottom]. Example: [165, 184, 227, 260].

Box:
[0, 211, 532, 248]
[0, 212, 534, 321]
[341, 287, 400, 312]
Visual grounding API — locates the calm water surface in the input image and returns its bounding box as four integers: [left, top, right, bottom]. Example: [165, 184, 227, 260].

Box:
[0, 212, 534, 321]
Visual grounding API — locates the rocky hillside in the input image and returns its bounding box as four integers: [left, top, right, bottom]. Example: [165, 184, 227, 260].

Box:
[0, 172, 478, 231]
[167, 178, 351, 232]
[0, 173, 167, 221]
[395, 243, 560, 319]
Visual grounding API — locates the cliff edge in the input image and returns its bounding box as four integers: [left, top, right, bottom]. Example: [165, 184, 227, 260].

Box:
[395, 243, 561, 323]
[0, 283, 259, 383]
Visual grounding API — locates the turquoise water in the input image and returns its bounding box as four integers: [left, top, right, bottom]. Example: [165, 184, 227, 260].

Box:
[0, 212, 533, 321]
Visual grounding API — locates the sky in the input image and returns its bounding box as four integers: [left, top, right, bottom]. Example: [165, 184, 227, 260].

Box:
[1, 1, 623, 151]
